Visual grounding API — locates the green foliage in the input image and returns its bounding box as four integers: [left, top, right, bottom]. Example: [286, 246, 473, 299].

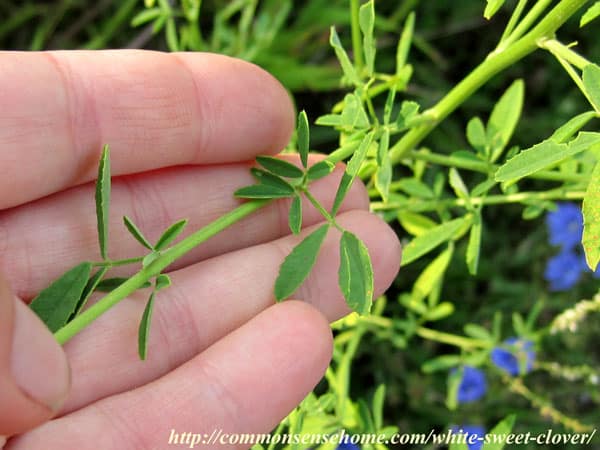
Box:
[95, 145, 111, 260]
[339, 231, 374, 315]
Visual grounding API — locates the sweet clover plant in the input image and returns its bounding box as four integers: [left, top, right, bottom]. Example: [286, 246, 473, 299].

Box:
[11, 0, 600, 446]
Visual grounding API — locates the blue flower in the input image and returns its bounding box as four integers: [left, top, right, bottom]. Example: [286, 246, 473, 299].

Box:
[546, 202, 583, 250]
[544, 251, 586, 291]
[451, 425, 485, 450]
[491, 337, 535, 376]
[336, 444, 360, 450]
[456, 366, 487, 403]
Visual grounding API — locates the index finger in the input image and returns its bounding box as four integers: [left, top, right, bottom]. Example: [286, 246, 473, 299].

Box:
[0, 50, 295, 209]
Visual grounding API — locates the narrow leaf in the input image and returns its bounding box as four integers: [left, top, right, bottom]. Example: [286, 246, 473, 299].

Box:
[297, 111, 310, 167]
[495, 132, 600, 182]
[375, 129, 392, 202]
[339, 231, 374, 315]
[402, 217, 468, 266]
[250, 169, 295, 191]
[484, 0, 505, 19]
[256, 156, 304, 178]
[487, 79, 524, 155]
[582, 64, 600, 112]
[131, 8, 162, 27]
[449, 168, 469, 201]
[466, 117, 487, 152]
[484, 415, 516, 450]
[550, 111, 597, 143]
[96, 277, 152, 292]
[138, 291, 156, 360]
[583, 160, 600, 270]
[289, 195, 302, 235]
[307, 160, 335, 181]
[341, 93, 370, 129]
[396, 12, 415, 71]
[467, 212, 482, 275]
[412, 244, 453, 303]
[331, 132, 374, 215]
[359, 0, 376, 76]
[397, 211, 437, 237]
[30, 262, 93, 332]
[274, 225, 329, 301]
[123, 215, 153, 250]
[235, 184, 294, 199]
[155, 219, 187, 251]
[71, 266, 108, 319]
[581, 2, 600, 27]
[329, 26, 360, 86]
[95, 145, 111, 260]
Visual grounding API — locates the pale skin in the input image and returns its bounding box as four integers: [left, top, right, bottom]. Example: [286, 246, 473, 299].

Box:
[0, 51, 401, 449]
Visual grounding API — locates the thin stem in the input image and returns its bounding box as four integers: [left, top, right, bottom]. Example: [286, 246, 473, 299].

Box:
[416, 326, 489, 349]
[92, 256, 145, 268]
[303, 190, 344, 232]
[389, 0, 589, 164]
[405, 149, 590, 183]
[496, 0, 553, 52]
[500, 0, 529, 43]
[55, 199, 269, 344]
[371, 189, 586, 212]
[350, 0, 364, 73]
[539, 38, 592, 69]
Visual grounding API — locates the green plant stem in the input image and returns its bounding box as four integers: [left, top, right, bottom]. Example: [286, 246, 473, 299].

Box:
[405, 149, 590, 183]
[500, 0, 530, 43]
[92, 256, 145, 268]
[388, 0, 588, 164]
[415, 326, 489, 349]
[350, 0, 364, 74]
[303, 190, 337, 225]
[55, 199, 269, 344]
[539, 38, 592, 69]
[371, 190, 586, 212]
[496, 0, 553, 51]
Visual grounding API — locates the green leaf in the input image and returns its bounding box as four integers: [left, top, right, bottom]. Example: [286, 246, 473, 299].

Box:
[396, 101, 420, 130]
[397, 211, 437, 236]
[495, 132, 600, 182]
[274, 225, 329, 301]
[449, 168, 469, 201]
[250, 169, 295, 191]
[581, 2, 600, 27]
[396, 178, 434, 198]
[235, 184, 294, 199]
[331, 132, 374, 215]
[482, 415, 516, 450]
[583, 160, 600, 270]
[550, 111, 597, 143]
[297, 111, 310, 168]
[339, 231, 374, 315]
[359, 0, 376, 76]
[582, 64, 600, 112]
[131, 8, 162, 27]
[464, 324, 492, 340]
[71, 266, 108, 319]
[375, 129, 392, 202]
[289, 195, 302, 235]
[256, 156, 304, 178]
[30, 262, 93, 332]
[422, 355, 461, 373]
[466, 117, 487, 152]
[138, 291, 156, 360]
[123, 215, 153, 250]
[383, 87, 397, 125]
[426, 302, 455, 321]
[372, 384, 385, 431]
[329, 26, 360, 86]
[467, 212, 482, 275]
[396, 12, 415, 71]
[412, 244, 453, 303]
[341, 93, 370, 129]
[306, 160, 335, 181]
[155, 219, 187, 251]
[402, 217, 469, 266]
[487, 80, 524, 158]
[96, 277, 152, 292]
[95, 145, 111, 260]
[155, 274, 171, 290]
[484, 0, 505, 19]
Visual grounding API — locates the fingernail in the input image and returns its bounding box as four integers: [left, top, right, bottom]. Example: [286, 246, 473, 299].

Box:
[10, 299, 70, 412]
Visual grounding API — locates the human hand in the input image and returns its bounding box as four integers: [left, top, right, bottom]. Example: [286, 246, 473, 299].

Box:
[0, 51, 400, 449]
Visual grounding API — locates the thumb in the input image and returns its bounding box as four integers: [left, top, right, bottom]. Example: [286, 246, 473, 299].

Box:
[0, 273, 70, 439]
